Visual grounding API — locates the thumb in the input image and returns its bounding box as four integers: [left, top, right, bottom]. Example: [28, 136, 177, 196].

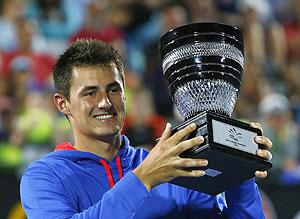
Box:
[158, 123, 172, 144]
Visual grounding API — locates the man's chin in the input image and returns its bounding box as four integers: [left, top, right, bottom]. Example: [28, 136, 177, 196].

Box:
[94, 129, 121, 140]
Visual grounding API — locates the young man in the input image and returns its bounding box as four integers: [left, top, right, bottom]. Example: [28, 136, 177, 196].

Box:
[20, 39, 273, 218]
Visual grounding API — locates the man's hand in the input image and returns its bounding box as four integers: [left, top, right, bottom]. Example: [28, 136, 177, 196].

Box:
[133, 123, 208, 191]
[250, 122, 273, 178]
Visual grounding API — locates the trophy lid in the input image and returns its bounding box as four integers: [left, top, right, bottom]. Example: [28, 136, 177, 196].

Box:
[159, 22, 244, 59]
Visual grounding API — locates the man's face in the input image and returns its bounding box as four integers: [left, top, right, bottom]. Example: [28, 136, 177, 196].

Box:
[66, 64, 126, 141]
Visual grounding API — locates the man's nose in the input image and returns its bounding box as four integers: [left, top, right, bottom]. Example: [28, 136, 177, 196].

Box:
[97, 92, 112, 108]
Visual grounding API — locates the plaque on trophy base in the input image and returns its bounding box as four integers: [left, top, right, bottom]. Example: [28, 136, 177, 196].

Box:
[170, 111, 272, 195]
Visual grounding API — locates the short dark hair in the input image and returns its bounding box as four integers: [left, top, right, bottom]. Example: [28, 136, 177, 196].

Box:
[53, 39, 124, 100]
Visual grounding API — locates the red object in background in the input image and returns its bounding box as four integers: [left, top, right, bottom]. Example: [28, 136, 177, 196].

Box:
[123, 114, 166, 140]
[69, 26, 124, 43]
[0, 50, 55, 87]
[283, 23, 300, 62]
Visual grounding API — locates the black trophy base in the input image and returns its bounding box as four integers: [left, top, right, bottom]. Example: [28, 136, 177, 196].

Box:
[170, 111, 272, 195]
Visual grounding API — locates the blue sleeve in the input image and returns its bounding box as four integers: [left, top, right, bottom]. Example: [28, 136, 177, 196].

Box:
[225, 178, 265, 219]
[186, 190, 228, 218]
[186, 178, 265, 218]
[20, 162, 150, 219]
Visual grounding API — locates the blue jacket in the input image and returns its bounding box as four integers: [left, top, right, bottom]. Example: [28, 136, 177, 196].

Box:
[20, 136, 265, 218]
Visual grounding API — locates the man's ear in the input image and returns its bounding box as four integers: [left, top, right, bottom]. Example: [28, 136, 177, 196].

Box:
[53, 93, 71, 116]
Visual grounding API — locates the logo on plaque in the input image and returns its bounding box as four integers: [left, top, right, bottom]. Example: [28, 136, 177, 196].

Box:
[229, 128, 242, 142]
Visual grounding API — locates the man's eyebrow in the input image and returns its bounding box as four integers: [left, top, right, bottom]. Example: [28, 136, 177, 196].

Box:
[79, 86, 98, 94]
[107, 81, 122, 90]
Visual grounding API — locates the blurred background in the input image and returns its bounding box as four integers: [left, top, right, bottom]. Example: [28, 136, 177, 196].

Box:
[0, 0, 299, 218]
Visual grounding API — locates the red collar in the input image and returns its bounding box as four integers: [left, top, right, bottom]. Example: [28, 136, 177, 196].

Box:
[54, 141, 123, 188]
[54, 142, 76, 151]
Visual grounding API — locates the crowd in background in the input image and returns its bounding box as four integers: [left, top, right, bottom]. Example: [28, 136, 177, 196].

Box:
[0, 0, 300, 193]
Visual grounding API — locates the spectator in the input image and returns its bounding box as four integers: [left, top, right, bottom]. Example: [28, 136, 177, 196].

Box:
[0, 0, 24, 51]
[69, 0, 124, 44]
[143, 1, 189, 118]
[123, 87, 166, 149]
[0, 17, 55, 90]
[259, 92, 300, 185]
[282, 0, 300, 62]
[25, 0, 85, 56]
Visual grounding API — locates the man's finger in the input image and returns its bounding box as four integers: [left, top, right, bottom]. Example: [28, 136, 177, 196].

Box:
[250, 122, 263, 134]
[173, 136, 204, 155]
[255, 171, 268, 178]
[169, 123, 198, 145]
[174, 158, 208, 168]
[157, 123, 172, 144]
[255, 136, 273, 149]
[257, 149, 272, 161]
[175, 169, 206, 178]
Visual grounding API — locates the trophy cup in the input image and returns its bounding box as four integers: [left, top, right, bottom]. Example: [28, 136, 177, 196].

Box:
[159, 22, 272, 195]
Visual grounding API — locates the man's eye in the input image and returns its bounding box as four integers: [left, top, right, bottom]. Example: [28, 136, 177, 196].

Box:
[86, 91, 96, 96]
[109, 87, 121, 93]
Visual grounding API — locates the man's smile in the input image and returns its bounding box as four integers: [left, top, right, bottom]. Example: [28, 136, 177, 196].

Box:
[93, 113, 116, 120]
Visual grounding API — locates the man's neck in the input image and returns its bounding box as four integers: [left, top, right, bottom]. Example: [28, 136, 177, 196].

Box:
[74, 135, 122, 161]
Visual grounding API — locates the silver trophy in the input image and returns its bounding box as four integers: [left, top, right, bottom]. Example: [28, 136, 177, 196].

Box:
[159, 22, 272, 195]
